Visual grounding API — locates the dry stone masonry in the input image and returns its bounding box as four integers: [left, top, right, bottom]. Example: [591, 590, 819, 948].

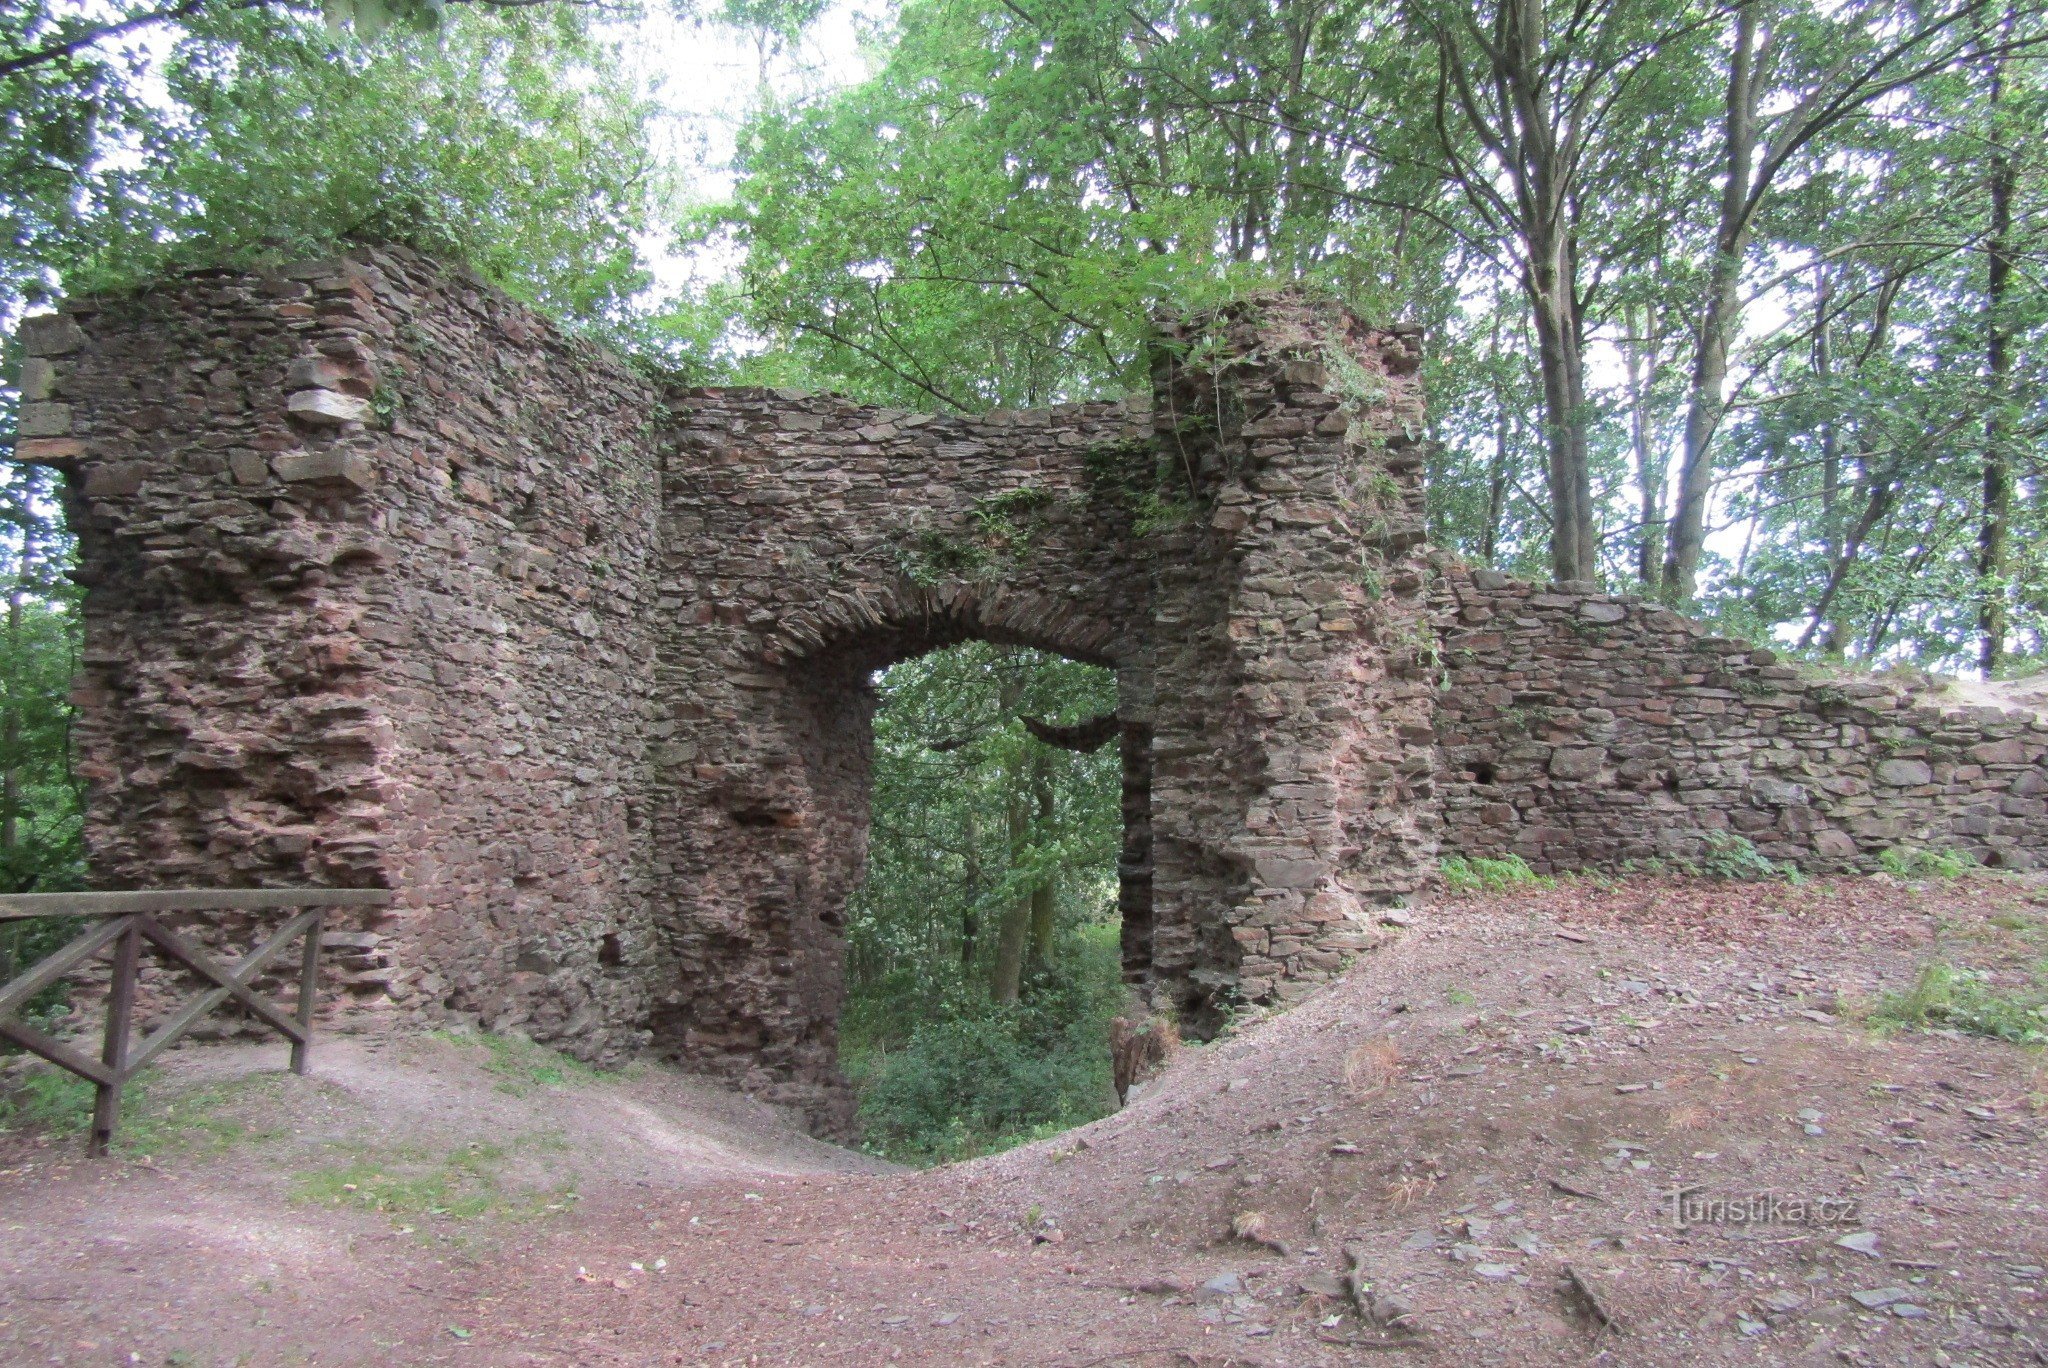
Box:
[1431, 567, 2048, 874]
[20, 246, 2046, 1129]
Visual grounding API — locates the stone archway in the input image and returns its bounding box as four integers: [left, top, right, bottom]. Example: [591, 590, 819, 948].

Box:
[31, 245, 2048, 1133]
[34, 247, 1442, 1131]
[647, 584, 1153, 1132]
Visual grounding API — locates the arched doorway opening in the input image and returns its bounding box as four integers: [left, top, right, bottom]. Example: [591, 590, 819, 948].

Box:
[840, 641, 1130, 1160]
[651, 585, 1155, 1141]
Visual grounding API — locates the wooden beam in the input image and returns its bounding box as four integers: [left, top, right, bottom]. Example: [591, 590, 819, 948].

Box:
[0, 889, 392, 921]
[0, 914, 134, 1017]
[292, 911, 323, 1075]
[0, 1018, 117, 1086]
[123, 909, 321, 1075]
[90, 922, 140, 1155]
[131, 916, 309, 1046]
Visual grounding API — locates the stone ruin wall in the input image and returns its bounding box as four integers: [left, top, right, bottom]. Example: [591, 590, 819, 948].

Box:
[18, 245, 2046, 1127]
[1434, 566, 2048, 872]
[21, 250, 1444, 1124]
[637, 293, 1443, 1116]
[23, 248, 668, 1060]
[647, 385, 1154, 1124]
[1144, 307, 1439, 1014]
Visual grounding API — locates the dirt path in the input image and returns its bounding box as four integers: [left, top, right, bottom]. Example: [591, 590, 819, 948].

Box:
[4, 873, 2046, 1366]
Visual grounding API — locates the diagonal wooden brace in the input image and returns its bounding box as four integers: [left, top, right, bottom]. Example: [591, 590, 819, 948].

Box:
[0, 1017, 117, 1086]
[0, 914, 135, 1019]
[123, 911, 319, 1074]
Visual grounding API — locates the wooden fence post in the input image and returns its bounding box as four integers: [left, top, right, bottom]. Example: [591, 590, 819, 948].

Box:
[89, 918, 139, 1158]
[292, 911, 323, 1076]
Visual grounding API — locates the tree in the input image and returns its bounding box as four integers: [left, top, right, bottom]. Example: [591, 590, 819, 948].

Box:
[1659, 0, 2048, 604]
[4, 3, 667, 327]
[716, 0, 1463, 408]
[1412, 0, 1715, 582]
[1977, 1, 2023, 676]
[848, 643, 1119, 1004]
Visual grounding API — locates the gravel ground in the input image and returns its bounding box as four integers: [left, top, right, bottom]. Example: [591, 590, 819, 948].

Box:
[3, 872, 2044, 1367]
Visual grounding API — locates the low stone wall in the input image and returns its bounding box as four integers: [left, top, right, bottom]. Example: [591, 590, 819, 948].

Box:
[1432, 564, 2048, 872]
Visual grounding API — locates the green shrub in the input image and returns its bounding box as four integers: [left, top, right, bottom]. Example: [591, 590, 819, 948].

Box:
[1877, 846, 1980, 880]
[845, 925, 1125, 1164]
[1440, 853, 1544, 893]
[851, 1012, 1115, 1162]
[1693, 832, 1780, 882]
[1867, 961, 2048, 1045]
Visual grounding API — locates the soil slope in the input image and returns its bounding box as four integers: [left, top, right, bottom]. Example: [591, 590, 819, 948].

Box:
[3, 873, 2045, 1367]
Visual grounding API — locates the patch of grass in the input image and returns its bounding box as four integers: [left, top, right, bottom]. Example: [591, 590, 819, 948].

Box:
[0, 1066, 286, 1156]
[1866, 961, 2048, 1045]
[292, 1135, 574, 1221]
[122, 1076, 289, 1156]
[438, 1030, 598, 1096]
[0, 1066, 97, 1133]
[1441, 853, 1545, 893]
[1878, 846, 1981, 880]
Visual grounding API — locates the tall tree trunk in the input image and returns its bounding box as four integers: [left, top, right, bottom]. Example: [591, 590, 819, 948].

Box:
[1622, 301, 1665, 590]
[990, 774, 1032, 1003]
[1663, 0, 1761, 603]
[1027, 748, 1056, 966]
[1431, 0, 1599, 581]
[1814, 265, 1846, 658]
[2, 587, 19, 868]
[1529, 266, 1595, 582]
[990, 665, 1031, 1004]
[1796, 461, 1905, 652]
[1978, 7, 2017, 679]
[1481, 301, 1510, 565]
[1483, 398, 1510, 566]
[959, 811, 981, 970]
[1506, 0, 1598, 585]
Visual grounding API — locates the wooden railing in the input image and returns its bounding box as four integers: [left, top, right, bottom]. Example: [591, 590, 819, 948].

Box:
[0, 889, 393, 1154]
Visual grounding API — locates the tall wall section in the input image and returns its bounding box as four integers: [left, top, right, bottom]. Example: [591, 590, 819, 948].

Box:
[1145, 299, 1439, 1020]
[24, 246, 667, 1059]
[644, 387, 1155, 1125]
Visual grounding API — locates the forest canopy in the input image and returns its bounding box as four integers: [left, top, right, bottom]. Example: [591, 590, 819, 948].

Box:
[707, 0, 2048, 673]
